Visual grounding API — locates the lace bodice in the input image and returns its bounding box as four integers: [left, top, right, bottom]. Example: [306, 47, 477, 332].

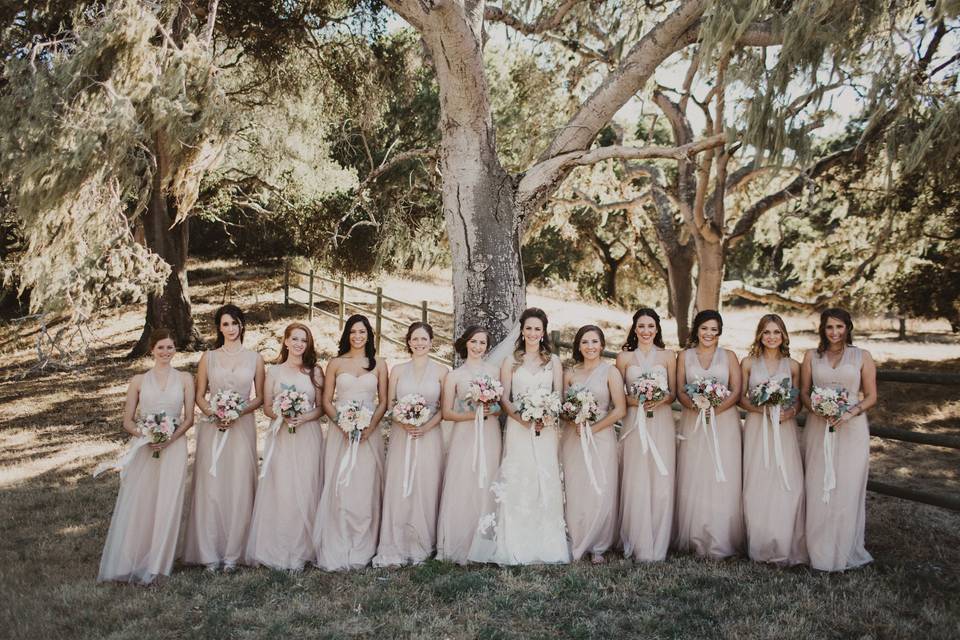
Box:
[511, 358, 556, 398]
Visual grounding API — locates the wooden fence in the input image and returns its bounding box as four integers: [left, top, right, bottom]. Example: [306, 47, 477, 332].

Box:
[282, 263, 959, 511]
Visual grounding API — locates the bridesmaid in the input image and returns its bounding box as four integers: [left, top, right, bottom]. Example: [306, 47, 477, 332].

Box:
[245, 323, 325, 570]
[314, 314, 389, 571]
[674, 309, 744, 559]
[739, 314, 807, 566]
[561, 325, 626, 564]
[436, 325, 502, 564]
[182, 305, 264, 572]
[98, 329, 195, 584]
[800, 308, 876, 571]
[615, 308, 677, 562]
[374, 322, 447, 567]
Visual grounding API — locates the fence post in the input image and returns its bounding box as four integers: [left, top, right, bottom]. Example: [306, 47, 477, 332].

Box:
[421, 300, 428, 324]
[283, 260, 290, 308]
[338, 276, 345, 331]
[898, 317, 907, 341]
[307, 268, 315, 322]
[551, 330, 561, 356]
[375, 287, 383, 351]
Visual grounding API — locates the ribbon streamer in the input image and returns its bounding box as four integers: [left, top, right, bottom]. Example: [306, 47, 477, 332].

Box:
[624, 407, 668, 476]
[472, 405, 488, 488]
[764, 406, 792, 491]
[93, 434, 150, 479]
[258, 415, 284, 480]
[822, 426, 837, 503]
[336, 433, 362, 495]
[695, 407, 726, 482]
[209, 428, 231, 478]
[578, 421, 607, 495]
[402, 432, 419, 498]
[529, 423, 551, 509]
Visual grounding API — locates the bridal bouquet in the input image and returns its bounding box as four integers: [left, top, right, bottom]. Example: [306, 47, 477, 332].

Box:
[561, 385, 600, 426]
[628, 372, 670, 418]
[337, 400, 374, 442]
[275, 384, 311, 434]
[138, 412, 178, 458]
[515, 387, 561, 436]
[207, 389, 245, 432]
[465, 374, 503, 410]
[683, 376, 731, 425]
[810, 386, 852, 432]
[390, 393, 432, 427]
[750, 377, 798, 409]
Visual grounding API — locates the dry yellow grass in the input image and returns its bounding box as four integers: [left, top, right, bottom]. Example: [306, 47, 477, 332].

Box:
[1, 260, 959, 639]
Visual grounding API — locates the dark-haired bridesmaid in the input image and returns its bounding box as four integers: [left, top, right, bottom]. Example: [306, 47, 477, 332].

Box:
[314, 314, 389, 571]
[98, 329, 195, 584]
[739, 314, 807, 566]
[374, 322, 447, 567]
[674, 310, 744, 559]
[245, 323, 325, 570]
[561, 325, 626, 564]
[800, 308, 876, 571]
[182, 304, 265, 572]
[436, 325, 502, 564]
[615, 309, 676, 562]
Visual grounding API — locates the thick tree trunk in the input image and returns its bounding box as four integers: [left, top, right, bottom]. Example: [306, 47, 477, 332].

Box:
[130, 143, 201, 357]
[694, 238, 724, 314]
[664, 246, 695, 346]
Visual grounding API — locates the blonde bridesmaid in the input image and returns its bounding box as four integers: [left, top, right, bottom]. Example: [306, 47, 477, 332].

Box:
[561, 325, 626, 564]
[436, 326, 502, 564]
[98, 329, 195, 584]
[314, 314, 389, 570]
[615, 309, 676, 562]
[800, 308, 876, 571]
[182, 305, 264, 572]
[373, 323, 447, 567]
[674, 310, 744, 559]
[740, 315, 807, 566]
[245, 323, 325, 570]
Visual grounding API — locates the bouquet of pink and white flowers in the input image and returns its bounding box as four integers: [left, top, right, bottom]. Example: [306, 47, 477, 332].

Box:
[390, 393, 432, 427]
[629, 372, 670, 418]
[810, 386, 852, 432]
[515, 387, 561, 436]
[275, 384, 311, 434]
[337, 400, 374, 442]
[207, 389, 245, 432]
[683, 376, 731, 425]
[465, 374, 503, 410]
[561, 385, 600, 426]
[138, 412, 178, 458]
[750, 377, 798, 409]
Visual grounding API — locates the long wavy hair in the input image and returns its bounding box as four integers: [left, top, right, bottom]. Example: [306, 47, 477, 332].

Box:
[275, 322, 322, 387]
[454, 325, 489, 359]
[749, 314, 791, 358]
[213, 304, 245, 348]
[338, 314, 377, 371]
[623, 308, 666, 350]
[817, 307, 854, 354]
[573, 325, 605, 363]
[512, 308, 553, 368]
[686, 310, 723, 348]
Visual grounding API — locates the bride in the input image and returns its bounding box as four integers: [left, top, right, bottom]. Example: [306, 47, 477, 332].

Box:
[468, 308, 571, 565]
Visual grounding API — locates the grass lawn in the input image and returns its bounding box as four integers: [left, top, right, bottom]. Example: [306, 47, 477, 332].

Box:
[2, 261, 958, 639]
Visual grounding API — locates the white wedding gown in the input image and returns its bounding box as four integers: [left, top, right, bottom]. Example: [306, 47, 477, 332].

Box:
[468, 358, 571, 565]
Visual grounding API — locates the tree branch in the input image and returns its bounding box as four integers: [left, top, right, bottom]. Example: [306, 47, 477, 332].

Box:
[483, 0, 584, 35]
[356, 147, 437, 192]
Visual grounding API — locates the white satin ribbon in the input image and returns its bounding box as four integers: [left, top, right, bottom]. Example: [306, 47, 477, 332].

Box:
[472, 405, 488, 488]
[695, 407, 726, 482]
[529, 423, 550, 509]
[402, 433, 419, 498]
[336, 433, 361, 495]
[93, 434, 150, 479]
[579, 422, 607, 495]
[258, 415, 283, 480]
[628, 407, 667, 476]
[822, 426, 837, 503]
[762, 406, 791, 491]
[208, 427, 231, 477]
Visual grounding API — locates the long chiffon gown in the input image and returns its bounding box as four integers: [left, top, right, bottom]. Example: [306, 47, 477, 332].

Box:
[314, 372, 385, 570]
[374, 363, 444, 567]
[674, 348, 745, 558]
[435, 366, 502, 565]
[619, 348, 675, 562]
[245, 366, 324, 570]
[98, 369, 188, 584]
[561, 363, 619, 560]
[742, 356, 807, 565]
[181, 349, 258, 568]
[468, 357, 571, 565]
[803, 346, 873, 571]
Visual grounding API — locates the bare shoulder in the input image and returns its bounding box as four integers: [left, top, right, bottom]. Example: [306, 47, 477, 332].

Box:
[724, 348, 740, 363]
[178, 370, 194, 384]
[615, 350, 631, 366]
